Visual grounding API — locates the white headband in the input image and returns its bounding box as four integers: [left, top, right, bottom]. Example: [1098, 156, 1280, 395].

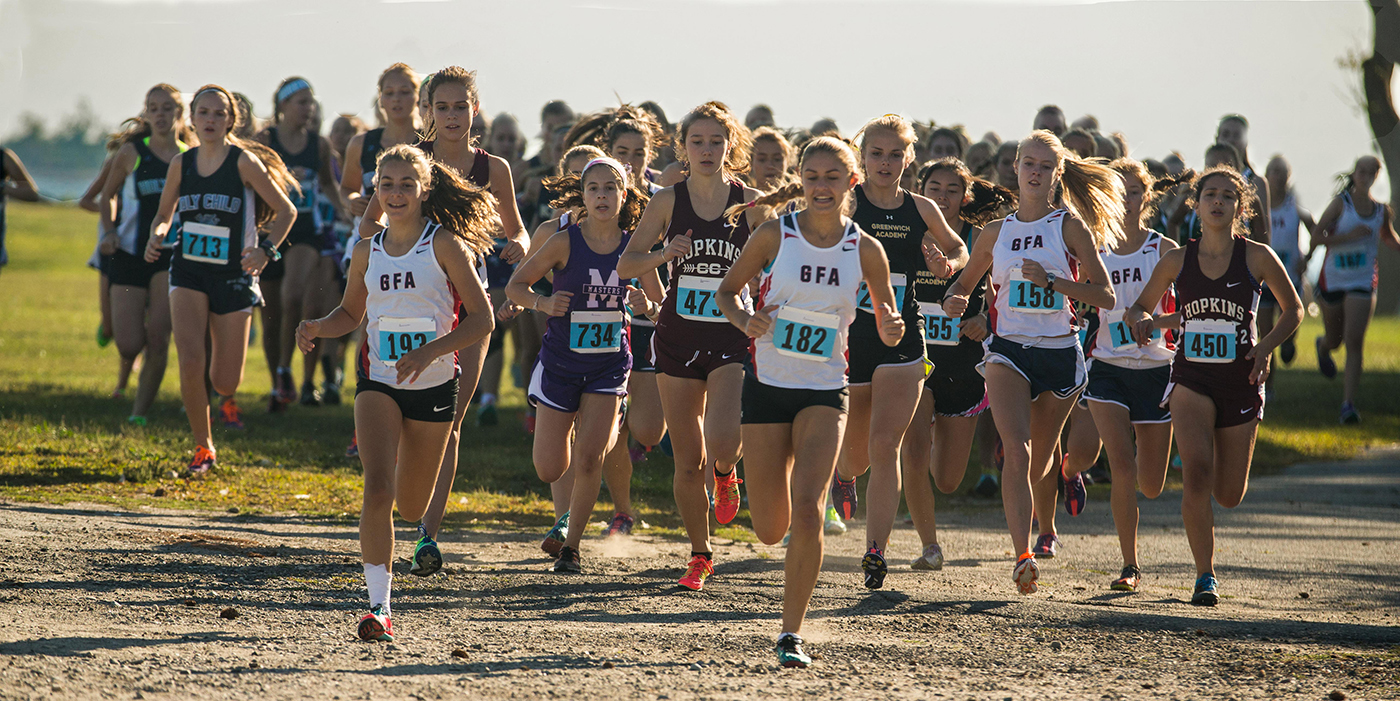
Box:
[581, 157, 630, 186]
[277, 79, 312, 104]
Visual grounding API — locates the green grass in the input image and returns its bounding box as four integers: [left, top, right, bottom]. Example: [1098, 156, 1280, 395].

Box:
[1, 202, 1397, 525]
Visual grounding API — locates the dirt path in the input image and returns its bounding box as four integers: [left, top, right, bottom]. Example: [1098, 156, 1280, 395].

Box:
[2, 454, 1397, 700]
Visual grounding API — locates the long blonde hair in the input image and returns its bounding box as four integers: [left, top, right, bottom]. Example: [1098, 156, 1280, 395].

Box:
[1019, 130, 1125, 250]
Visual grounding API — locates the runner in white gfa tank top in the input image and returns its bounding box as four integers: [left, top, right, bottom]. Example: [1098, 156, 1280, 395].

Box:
[715, 137, 905, 670]
[943, 131, 1122, 597]
[1311, 156, 1400, 424]
[297, 145, 497, 644]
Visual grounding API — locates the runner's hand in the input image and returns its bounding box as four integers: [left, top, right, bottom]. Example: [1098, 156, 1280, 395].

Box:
[395, 346, 436, 385]
[959, 313, 989, 342]
[144, 232, 166, 262]
[242, 247, 269, 275]
[942, 293, 969, 317]
[295, 319, 321, 354]
[625, 285, 652, 318]
[744, 305, 777, 338]
[1020, 259, 1049, 287]
[497, 301, 523, 321]
[923, 240, 953, 278]
[1245, 345, 1272, 385]
[663, 230, 692, 263]
[876, 302, 904, 346]
[501, 238, 527, 265]
[541, 291, 573, 317]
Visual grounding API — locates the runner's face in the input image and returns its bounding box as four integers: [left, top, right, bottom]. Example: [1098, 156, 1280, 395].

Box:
[582, 166, 624, 223]
[749, 139, 787, 188]
[1353, 157, 1381, 192]
[1217, 121, 1247, 152]
[1121, 173, 1145, 224]
[143, 89, 180, 135]
[1033, 111, 1066, 137]
[379, 75, 417, 125]
[1017, 140, 1058, 199]
[801, 151, 855, 214]
[862, 129, 910, 189]
[489, 120, 521, 159]
[280, 89, 313, 129]
[1063, 133, 1095, 159]
[609, 132, 649, 186]
[683, 118, 729, 177]
[432, 82, 475, 144]
[564, 155, 589, 176]
[1265, 159, 1289, 202]
[928, 134, 960, 160]
[192, 92, 234, 141]
[329, 118, 357, 157]
[1197, 174, 1239, 230]
[376, 160, 428, 220]
[921, 169, 966, 222]
[996, 148, 1017, 185]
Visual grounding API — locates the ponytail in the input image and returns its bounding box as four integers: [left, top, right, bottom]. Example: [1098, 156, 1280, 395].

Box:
[375, 144, 498, 256]
[107, 83, 186, 152]
[915, 157, 1014, 228]
[723, 181, 803, 226]
[724, 136, 860, 225]
[1020, 131, 1125, 250]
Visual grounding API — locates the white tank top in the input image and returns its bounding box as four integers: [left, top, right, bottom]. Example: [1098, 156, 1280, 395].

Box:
[1321, 192, 1382, 292]
[989, 209, 1080, 347]
[1090, 232, 1175, 368]
[1268, 192, 1304, 287]
[751, 213, 863, 391]
[363, 221, 461, 388]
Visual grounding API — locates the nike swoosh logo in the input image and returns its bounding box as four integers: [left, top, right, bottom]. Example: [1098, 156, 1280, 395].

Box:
[842, 245, 856, 252]
[1226, 282, 1241, 288]
[434, 405, 452, 412]
[1240, 407, 1252, 414]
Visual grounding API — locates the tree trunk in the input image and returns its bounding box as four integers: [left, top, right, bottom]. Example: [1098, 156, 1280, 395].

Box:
[1366, 0, 1400, 313]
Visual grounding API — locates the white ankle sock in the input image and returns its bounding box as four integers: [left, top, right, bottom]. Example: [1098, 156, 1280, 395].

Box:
[364, 563, 392, 615]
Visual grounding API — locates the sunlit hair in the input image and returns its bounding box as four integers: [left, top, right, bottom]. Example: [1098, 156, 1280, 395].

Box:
[271, 76, 313, 126]
[674, 101, 751, 175]
[421, 66, 480, 143]
[374, 144, 499, 256]
[1204, 142, 1242, 172]
[724, 136, 861, 224]
[107, 84, 195, 151]
[1185, 166, 1257, 239]
[746, 126, 797, 190]
[544, 161, 650, 231]
[556, 144, 607, 177]
[854, 114, 918, 169]
[1017, 130, 1126, 249]
[374, 63, 421, 127]
[915, 158, 1015, 228]
[231, 93, 257, 139]
[1109, 157, 1194, 228]
[190, 84, 300, 229]
[562, 104, 665, 157]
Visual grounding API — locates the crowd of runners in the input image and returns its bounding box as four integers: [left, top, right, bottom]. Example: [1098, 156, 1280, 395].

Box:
[2, 62, 1398, 669]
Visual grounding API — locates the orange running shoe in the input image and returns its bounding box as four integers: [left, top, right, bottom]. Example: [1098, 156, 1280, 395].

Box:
[186, 445, 216, 477]
[219, 398, 244, 430]
[679, 555, 714, 591]
[1013, 553, 1039, 595]
[714, 469, 743, 524]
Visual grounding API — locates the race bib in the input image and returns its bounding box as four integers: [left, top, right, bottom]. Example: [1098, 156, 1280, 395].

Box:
[569, 311, 624, 354]
[1333, 251, 1368, 271]
[773, 307, 838, 362]
[295, 174, 317, 213]
[1007, 267, 1061, 314]
[378, 316, 436, 365]
[675, 275, 727, 322]
[1183, 319, 1236, 363]
[857, 273, 908, 314]
[1109, 320, 1160, 351]
[180, 222, 230, 265]
[919, 301, 958, 347]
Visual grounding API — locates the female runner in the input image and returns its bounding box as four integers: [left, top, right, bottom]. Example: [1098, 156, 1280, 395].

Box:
[616, 101, 764, 591]
[257, 76, 346, 407]
[505, 157, 652, 571]
[341, 64, 422, 234]
[942, 130, 1122, 594]
[97, 84, 191, 425]
[901, 158, 1012, 571]
[717, 136, 902, 667]
[1126, 166, 1302, 605]
[1260, 155, 1313, 371]
[1312, 156, 1400, 423]
[747, 127, 795, 192]
[827, 115, 967, 590]
[144, 85, 298, 471]
[297, 144, 497, 641]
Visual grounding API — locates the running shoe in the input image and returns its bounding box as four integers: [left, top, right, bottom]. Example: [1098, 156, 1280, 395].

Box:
[714, 469, 743, 524]
[823, 505, 847, 535]
[268, 392, 287, 414]
[1191, 572, 1219, 606]
[110, 388, 125, 399]
[357, 605, 394, 642]
[973, 473, 1000, 498]
[862, 547, 888, 589]
[1032, 533, 1062, 559]
[299, 383, 321, 407]
[553, 546, 581, 574]
[97, 324, 112, 348]
[605, 512, 634, 537]
[186, 445, 216, 477]
[1013, 553, 1039, 595]
[1316, 336, 1337, 379]
[409, 524, 442, 577]
[679, 554, 713, 591]
[127, 415, 147, 428]
[1280, 336, 1296, 365]
[275, 367, 297, 405]
[476, 403, 498, 427]
[1063, 459, 1087, 517]
[1340, 401, 1361, 425]
[1111, 564, 1142, 592]
[345, 434, 359, 458]
[830, 476, 858, 520]
[219, 398, 244, 430]
[774, 633, 812, 669]
[911, 543, 944, 571]
[541, 511, 569, 557]
[322, 380, 342, 406]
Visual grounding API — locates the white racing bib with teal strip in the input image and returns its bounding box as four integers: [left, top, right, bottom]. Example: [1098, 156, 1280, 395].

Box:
[1182, 319, 1236, 363]
[675, 275, 728, 322]
[181, 222, 231, 265]
[1108, 320, 1160, 351]
[919, 301, 958, 347]
[773, 307, 839, 362]
[569, 310, 624, 354]
[857, 273, 907, 314]
[377, 316, 437, 366]
[1007, 266, 1061, 314]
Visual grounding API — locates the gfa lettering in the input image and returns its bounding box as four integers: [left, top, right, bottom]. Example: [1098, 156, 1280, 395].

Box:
[380, 271, 417, 291]
[798, 265, 842, 286]
[1110, 267, 1144, 285]
[1009, 235, 1044, 251]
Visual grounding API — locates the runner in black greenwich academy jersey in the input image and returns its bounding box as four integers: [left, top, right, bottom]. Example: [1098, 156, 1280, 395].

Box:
[828, 115, 968, 590]
[145, 84, 299, 475]
[1126, 166, 1301, 606]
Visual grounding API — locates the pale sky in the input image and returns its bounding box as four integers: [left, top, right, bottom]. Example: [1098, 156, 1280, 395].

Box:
[0, 0, 1388, 210]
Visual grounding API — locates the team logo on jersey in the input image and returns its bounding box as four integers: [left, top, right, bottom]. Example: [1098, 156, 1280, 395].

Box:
[1009, 235, 1044, 251]
[1110, 267, 1144, 285]
[380, 271, 417, 290]
[799, 265, 843, 286]
[177, 193, 242, 214]
[1181, 297, 1246, 322]
[583, 269, 624, 308]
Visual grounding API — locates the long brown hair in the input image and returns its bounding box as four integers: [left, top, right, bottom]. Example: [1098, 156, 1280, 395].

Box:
[1186, 166, 1257, 239]
[107, 84, 196, 151]
[190, 84, 300, 230]
[674, 101, 751, 176]
[422, 66, 479, 142]
[1018, 130, 1126, 250]
[374, 144, 499, 256]
[724, 136, 861, 224]
[916, 158, 1014, 228]
[1109, 157, 1195, 228]
[545, 160, 650, 232]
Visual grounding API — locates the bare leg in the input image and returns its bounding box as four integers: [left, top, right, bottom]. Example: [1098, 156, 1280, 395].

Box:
[1341, 293, 1375, 406]
[901, 389, 938, 548]
[658, 374, 712, 555]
